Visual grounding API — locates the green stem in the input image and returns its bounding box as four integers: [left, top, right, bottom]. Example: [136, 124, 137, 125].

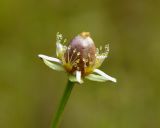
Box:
[51, 80, 75, 128]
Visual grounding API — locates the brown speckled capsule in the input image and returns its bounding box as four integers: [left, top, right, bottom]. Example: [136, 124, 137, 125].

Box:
[64, 32, 96, 75]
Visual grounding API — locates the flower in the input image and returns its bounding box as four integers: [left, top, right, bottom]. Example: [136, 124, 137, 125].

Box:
[38, 32, 117, 84]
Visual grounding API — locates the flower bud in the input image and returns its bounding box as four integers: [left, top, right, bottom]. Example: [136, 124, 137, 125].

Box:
[64, 32, 96, 75]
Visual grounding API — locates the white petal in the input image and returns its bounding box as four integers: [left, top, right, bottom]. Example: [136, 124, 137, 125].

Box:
[38, 54, 62, 64]
[42, 59, 65, 71]
[93, 69, 117, 83]
[85, 74, 108, 82]
[76, 71, 83, 84]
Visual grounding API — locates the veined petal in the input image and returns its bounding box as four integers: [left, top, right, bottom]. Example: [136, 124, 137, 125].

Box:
[93, 69, 117, 83]
[38, 54, 62, 64]
[39, 56, 65, 71]
[76, 71, 83, 84]
[85, 74, 108, 82]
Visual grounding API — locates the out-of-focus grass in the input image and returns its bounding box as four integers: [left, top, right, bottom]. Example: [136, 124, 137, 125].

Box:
[0, 0, 160, 128]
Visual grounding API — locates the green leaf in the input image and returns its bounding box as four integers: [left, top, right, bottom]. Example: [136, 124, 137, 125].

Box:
[42, 59, 65, 71]
[85, 74, 108, 82]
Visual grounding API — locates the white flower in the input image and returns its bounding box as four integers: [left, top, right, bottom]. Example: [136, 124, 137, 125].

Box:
[38, 32, 117, 84]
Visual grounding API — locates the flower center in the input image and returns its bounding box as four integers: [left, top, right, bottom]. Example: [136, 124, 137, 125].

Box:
[64, 32, 96, 76]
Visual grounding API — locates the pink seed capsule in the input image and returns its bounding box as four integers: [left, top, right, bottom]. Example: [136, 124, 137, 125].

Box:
[64, 32, 96, 75]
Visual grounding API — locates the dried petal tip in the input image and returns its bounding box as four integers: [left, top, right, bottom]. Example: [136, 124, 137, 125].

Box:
[80, 32, 90, 38]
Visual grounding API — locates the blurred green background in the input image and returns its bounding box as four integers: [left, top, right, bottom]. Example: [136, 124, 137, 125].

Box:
[0, 0, 160, 128]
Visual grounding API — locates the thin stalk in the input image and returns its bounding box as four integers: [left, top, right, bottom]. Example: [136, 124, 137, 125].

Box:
[51, 80, 75, 128]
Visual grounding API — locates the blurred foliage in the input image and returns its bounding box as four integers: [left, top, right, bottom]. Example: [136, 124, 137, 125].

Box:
[0, 0, 160, 128]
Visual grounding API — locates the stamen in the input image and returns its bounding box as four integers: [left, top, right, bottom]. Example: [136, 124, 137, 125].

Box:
[77, 52, 80, 56]
[74, 63, 77, 67]
[82, 58, 86, 62]
[67, 45, 71, 63]
[73, 49, 76, 53]
[69, 49, 77, 63]
[88, 53, 91, 58]
[76, 59, 80, 63]
[72, 59, 80, 67]
[70, 52, 80, 64]
[68, 45, 71, 50]
[89, 61, 93, 65]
